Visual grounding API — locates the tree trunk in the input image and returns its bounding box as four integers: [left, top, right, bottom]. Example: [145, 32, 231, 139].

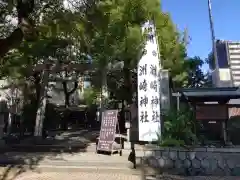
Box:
[62, 81, 78, 130]
[7, 88, 15, 135]
[99, 68, 108, 122]
[62, 81, 78, 107]
[62, 82, 70, 108]
[123, 60, 132, 105]
[34, 67, 49, 138]
[101, 69, 108, 106]
[65, 94, 70, 107]
[34, 73, 41, 103]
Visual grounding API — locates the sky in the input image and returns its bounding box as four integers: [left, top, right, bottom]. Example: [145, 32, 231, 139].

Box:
[161, 0, 240, 71]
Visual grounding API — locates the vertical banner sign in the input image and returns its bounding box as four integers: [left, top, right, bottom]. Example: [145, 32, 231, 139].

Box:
[137, 21, 161, 142]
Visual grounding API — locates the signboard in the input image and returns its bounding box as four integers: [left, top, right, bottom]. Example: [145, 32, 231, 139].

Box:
[137, 21, 161, 142]
[97, 110, 118, 152]
[196, 104, 228, 120]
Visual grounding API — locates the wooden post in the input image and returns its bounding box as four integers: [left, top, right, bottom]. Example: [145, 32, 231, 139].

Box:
[222, 120, 227, 145]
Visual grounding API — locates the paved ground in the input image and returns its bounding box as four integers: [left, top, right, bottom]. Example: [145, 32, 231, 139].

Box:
[0, 153, 237, 180]
[9, 171, 142, 180]
[2, 170, 237, 180]
[2, 129, 145, 153]
[0, 130, 238, 180]
[0, 150, 138, 164]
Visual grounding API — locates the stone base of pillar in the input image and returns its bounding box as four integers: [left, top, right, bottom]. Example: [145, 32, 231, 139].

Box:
[32, 136, 43, 144]
[0, 127, 4, 140]
[0, 139, 5, 147]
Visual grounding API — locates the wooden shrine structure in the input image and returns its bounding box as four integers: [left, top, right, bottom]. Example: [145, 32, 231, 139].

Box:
[174, 87, 240, 145]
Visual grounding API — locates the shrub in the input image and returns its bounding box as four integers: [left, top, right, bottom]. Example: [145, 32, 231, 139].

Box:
[158, 107, 198, 147]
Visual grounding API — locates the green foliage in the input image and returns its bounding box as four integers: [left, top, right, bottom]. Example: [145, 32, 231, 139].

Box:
[159, 107, 198, 147]
[155, 12, 187, 88]
[184, 56, 209, 88]
[83, 87, 98, 106]
[205, 52, 214, 70]
[86, 0, 192, 103]
[0, 0, 212, 136]
[227, 116, 240, 144]
[1, 0, 196, 91]
[160, 138, 185, 147]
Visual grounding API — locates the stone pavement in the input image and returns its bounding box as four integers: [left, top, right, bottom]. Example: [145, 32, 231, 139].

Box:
[8, 171, 142, 180]
[0, 154, 237, 180]
[0, 147, 145, 168]
[0, 133, 238, 180]
[3, 170, 237, 180]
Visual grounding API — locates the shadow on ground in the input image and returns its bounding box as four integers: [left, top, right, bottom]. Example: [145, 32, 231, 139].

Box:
[0, 152, 51, 180]
[0, 129, 99, 179]
[2, 129, 99, 153]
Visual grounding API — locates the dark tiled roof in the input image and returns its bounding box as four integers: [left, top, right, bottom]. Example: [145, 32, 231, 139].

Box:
[176, 87, 240, 102]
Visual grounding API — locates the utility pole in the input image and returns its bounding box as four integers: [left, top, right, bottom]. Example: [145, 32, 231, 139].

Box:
[208, 0, 219, 69]
[208, 0, 227, 144]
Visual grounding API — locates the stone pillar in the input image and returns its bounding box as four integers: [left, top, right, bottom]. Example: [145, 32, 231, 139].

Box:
[222, 120, 227, 144]
[0, 114, 4, 138]
[129, 102, 138, 142]
[0, 96, 8, 139]
[129, 102, 138, 168]
[127, 129, 130, 141]
[124, 108, 131, 142]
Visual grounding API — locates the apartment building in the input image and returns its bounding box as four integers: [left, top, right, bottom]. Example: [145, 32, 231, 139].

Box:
[212, 40, 240, 87]
[227, 41, 240, 86]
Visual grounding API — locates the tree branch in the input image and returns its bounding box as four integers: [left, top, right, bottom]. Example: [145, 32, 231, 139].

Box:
[62, 81, 78, 107]
[62, 80, 79, 95]
[62, 81, 68, 96]
[0, 28, 24, 58]
[0, 0, 36, 58]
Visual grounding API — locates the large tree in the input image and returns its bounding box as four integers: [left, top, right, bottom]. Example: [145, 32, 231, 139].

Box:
[1, 0, 211, 137]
